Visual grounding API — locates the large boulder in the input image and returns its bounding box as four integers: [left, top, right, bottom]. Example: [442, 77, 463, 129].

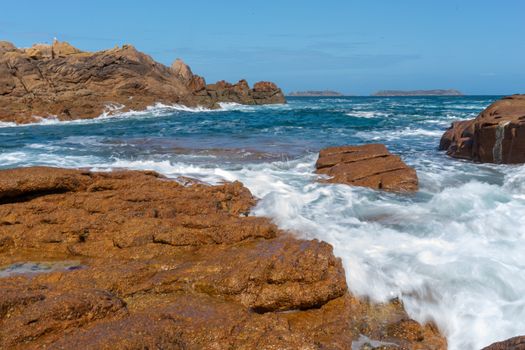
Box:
[439, 94, 525, 163]
[0, 167, 444, 349]
[0, 41, 286, 124]
[315, 144, 419, 192]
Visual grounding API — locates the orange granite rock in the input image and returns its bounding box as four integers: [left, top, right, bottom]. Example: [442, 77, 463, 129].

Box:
[440, 94, 525, 164]
[0, 41, 285, 124]
[316, 144, 419, 192]
[0, 167, 443, 349]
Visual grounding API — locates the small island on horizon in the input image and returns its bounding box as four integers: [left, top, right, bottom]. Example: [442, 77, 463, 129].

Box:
[372, 89, 463, 96]
[287, 90, 344, 97]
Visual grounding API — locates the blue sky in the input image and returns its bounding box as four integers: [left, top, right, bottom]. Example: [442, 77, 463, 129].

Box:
[1, 0, 524, 95]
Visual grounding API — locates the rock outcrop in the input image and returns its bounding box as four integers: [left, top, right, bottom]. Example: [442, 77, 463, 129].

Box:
[0, 167, 444, 349]
[439, 94, 525, 164]
[315, 144, 419, 192]
[483, 336, 525, 350]
[0, 40, 285, 124]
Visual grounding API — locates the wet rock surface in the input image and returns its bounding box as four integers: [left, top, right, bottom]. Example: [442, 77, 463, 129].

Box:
[439, 94, 525, 164]
[483, 336, 525, 350]
[0, 40, 285, 124]
[0, 167, 444, 349]
[315, 144, 419, 192]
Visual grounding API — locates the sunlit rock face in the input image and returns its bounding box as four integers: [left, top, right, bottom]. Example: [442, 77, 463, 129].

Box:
[0, 41, 286, 124]
[440, 94, 525, 164]
[315, 143, 419, 192]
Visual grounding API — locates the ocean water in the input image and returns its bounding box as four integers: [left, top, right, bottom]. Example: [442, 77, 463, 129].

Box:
[1, 96, 524, 349]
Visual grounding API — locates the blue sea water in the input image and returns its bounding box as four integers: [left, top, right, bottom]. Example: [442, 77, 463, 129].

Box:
[1, 96, 525, 349]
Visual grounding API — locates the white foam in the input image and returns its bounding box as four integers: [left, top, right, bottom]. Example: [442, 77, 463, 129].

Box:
[0, 121, 18, 128]
[0, 101, 292, 129]
[356, 127, 443, 140]
[218, 101, 290, 112]
[346, 111, 388, 118]
[0, 103, 212, 129]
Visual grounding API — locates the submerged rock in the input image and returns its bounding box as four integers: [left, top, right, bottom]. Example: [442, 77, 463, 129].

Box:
[0, 166, 444, 349]
[315, 144, 419, 192]
[439, 94, 525, 164]
[0, 40, 286, 124]
[482, 336, 525, 350]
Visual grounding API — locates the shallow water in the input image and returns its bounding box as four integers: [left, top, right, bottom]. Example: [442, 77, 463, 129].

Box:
[1, 96, 524, 349]
[0, 261, 83, 278]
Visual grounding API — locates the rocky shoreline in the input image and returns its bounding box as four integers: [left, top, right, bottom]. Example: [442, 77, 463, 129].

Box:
[1, 38, 524, 349]
[0, 166, 445, 349]
[0, 40, 285, 124]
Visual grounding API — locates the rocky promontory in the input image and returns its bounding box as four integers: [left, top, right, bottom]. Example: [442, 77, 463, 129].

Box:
[0, 167, 445, 349]
[440, 94, 525, 163]
[316, 144, 419, 192]
[0, 40, 285, 124]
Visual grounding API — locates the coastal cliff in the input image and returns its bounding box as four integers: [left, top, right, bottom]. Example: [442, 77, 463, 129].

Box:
[0, 40, 285, 124]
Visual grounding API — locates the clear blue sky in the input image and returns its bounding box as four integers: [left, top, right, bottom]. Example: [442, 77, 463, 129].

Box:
[2, 0, 524, 95]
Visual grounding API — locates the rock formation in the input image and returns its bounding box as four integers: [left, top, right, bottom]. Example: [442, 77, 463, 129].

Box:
[315, 144, 419, 192]
[0, 167, 444, 349]
[0, 40, 285, 124]
[439, 94, 525, 163]
[482, 336, 525, 350]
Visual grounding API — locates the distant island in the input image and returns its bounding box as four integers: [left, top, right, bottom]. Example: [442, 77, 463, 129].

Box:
[288, 90, 344, 97]
[372, 89, 463, 96]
